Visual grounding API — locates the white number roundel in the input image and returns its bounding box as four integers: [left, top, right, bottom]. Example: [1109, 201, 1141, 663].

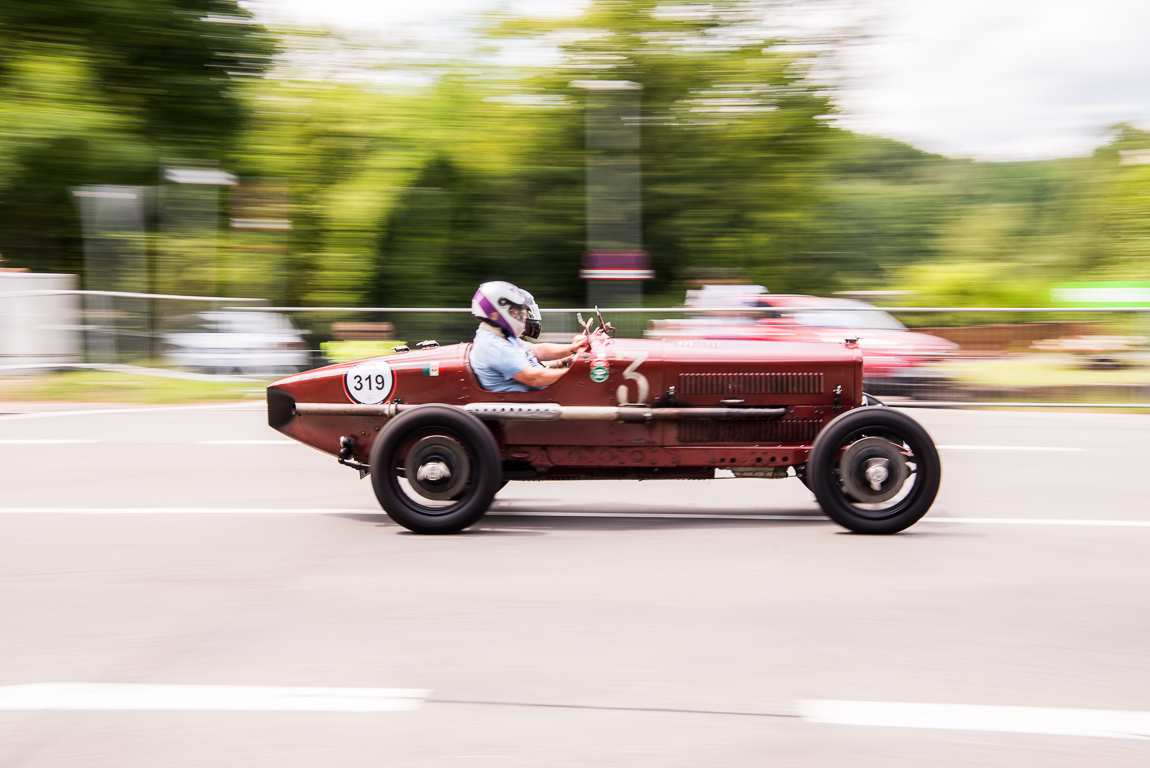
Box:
[344, 359, 395, 404]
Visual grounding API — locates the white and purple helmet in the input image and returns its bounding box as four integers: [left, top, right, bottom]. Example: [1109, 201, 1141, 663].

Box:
[471, 281, 530, 338]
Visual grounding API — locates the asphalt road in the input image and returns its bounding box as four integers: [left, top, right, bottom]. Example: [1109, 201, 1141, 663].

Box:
[1, 402, 1149, 766]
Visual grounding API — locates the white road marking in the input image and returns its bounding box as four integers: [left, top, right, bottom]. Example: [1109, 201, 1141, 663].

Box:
[0, 402, 261, 422]
[0, 439, 302, 446]
[0, 508, 373, 515]
[492, 512, 1150, 527]
[493, 511, 826, 521]
[799, 700, 1150, 740]
[0, 439, 298, 446]
[0, 441, 1091, 450]
[1, 508, 1149, 527]
[194, 440, 298, 445]
[921, 517, 1150, 527]
[0, 683, 428, 712]
[0, 439, 99, 445]
[936, 445, 1086, 452]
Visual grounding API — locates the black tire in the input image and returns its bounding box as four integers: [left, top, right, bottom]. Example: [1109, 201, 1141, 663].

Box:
[808, 407, 941, 534]
[370, 404, 501, 534]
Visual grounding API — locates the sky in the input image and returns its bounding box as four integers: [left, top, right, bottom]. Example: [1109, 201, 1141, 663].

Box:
[243, 0, 1150, 161]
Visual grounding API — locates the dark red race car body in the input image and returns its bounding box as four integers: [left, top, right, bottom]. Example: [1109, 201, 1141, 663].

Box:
[268, 328, 941, 535]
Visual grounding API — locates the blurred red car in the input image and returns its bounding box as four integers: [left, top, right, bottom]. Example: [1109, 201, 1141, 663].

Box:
[648, 289, 957, 396]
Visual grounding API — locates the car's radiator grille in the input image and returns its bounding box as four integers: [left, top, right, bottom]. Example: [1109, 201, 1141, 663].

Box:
[677, 372, 824, 396]
[676, 419, 823, 445]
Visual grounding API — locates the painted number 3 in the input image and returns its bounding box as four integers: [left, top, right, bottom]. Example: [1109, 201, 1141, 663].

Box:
[616, 352, 650, 406]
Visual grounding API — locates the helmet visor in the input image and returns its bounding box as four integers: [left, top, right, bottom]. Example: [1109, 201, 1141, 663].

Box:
[499, 299, 526, 321]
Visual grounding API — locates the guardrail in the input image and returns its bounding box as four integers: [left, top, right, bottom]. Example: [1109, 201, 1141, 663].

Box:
[0, 290, 265, 370]
[2, 291, 1149, 407]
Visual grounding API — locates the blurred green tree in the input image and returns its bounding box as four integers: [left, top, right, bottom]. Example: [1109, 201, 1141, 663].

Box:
[360, 0, 840, 317]
[0, 0, 274, 276]
[1, 0, 1146, 318]
[1096, 125, 1150, 278]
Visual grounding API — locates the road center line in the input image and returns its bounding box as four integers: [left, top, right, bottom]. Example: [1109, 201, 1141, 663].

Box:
[0, 508, 1149, 527]
[0, 508, 373, 515]
[0, 683, 428, 712]
[0, 439, 100, 445]
[489, 512, 1150, 527]
[799, 700, 1150, 740]
[921, 517, 1150, 526]
[0, 439, 1090, 450]
[0, 440, 305, 446]
[9, 685, 1144, 737]
[936, 445, 1086, 451]
[0, 402, 262, 422]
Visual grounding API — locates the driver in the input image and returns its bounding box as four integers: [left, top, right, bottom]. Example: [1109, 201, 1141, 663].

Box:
[470, 281, 589, 392]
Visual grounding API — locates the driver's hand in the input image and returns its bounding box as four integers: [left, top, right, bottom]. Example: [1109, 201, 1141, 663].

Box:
[570, 333, 590, 354]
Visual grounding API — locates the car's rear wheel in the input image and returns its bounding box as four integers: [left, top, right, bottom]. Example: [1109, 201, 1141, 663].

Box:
[370, 405, 501, 534]
[808, 407, 941, 534]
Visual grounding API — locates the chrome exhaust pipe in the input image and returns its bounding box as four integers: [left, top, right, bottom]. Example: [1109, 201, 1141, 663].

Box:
[293, 402, 787, 422]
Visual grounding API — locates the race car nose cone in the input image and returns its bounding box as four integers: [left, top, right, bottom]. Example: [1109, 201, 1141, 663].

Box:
[417, 461, 451, 483]
[865, 458, 890, 491]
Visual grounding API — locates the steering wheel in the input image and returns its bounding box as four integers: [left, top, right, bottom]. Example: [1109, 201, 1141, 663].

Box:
[594, 306, 615, 338]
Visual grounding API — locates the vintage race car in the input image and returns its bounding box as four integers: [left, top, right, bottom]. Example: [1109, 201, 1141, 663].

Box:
[267, 312, 941, 535]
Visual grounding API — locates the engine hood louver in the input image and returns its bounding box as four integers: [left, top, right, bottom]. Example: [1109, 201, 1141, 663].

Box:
[678, 372, 824, 396]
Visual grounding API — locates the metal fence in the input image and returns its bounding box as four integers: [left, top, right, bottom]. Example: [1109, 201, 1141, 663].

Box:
[0, 289, 264, 372]
[2, 290, 1149, 407]
[225, 303, 1150, 407]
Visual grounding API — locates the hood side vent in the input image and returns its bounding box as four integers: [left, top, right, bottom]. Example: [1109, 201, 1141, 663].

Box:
[678, 372, 824, 396]
[677, 418, 822, 445]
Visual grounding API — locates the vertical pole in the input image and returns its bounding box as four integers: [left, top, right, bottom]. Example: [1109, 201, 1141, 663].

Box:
[573, 81, 651, 334]
[73, 186, 148, 363]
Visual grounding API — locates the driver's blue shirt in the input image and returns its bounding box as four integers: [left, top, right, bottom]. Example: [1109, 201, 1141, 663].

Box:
[471, 325, 542, 392]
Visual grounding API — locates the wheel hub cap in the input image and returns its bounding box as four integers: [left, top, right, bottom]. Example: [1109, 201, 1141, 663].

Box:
[417, 461, 450, 483]
[864, 459, 889, 491]
[840, 437, 909, 503]
[405, 435, 469, 501]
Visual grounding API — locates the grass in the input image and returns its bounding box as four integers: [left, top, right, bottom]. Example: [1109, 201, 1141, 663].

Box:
[0, 370, 267, 404]
[943, 354, 1150, 388]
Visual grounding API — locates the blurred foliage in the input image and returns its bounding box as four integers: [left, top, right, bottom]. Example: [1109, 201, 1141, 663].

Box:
[1, 0, 1149, 318]
[320, 340, 408, 364]
[0, 0, 274, 278]
[0, 0, 274, 145]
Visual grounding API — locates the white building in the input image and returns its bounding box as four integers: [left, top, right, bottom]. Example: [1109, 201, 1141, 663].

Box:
[0, 272, 82, 371]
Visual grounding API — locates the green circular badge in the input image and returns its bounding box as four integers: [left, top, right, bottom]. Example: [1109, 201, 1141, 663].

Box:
[589, 365, 609, 383]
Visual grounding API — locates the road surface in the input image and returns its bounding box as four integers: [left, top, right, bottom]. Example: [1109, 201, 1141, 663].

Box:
[1, 403, 1148, 766]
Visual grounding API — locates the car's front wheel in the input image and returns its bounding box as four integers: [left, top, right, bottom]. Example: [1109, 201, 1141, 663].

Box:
[370, 405, 501, 534]
[808, 407, 941, 534]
